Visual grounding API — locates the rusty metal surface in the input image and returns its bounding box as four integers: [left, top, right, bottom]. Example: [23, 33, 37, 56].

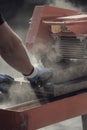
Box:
[0, 79, 85, 130]
[25, 5, 87, 52]
[0, 77, 86, 130]
[0, 92, 87, 130]
[25, 5, 87, 83]
[0, 78, 87, 130]
[0, 109, 29, 130]
[0, 5, 87, 130]
[21, 93, 87, 130]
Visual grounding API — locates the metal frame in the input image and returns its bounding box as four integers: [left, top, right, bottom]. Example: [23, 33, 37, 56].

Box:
[0, 92, 87, 130]
[0, 6, 87, 130]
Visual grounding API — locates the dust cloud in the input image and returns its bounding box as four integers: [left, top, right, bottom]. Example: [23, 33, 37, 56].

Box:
[48, 0, 82, 11]
[0, 0, 86, 109]
[33, 0, 87, 84]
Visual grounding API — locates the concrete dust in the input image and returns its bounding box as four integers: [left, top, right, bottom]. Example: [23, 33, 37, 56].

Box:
[48, 0, 82, 11]
[0, 2, 85, 129]
[0, 78, 38, 109]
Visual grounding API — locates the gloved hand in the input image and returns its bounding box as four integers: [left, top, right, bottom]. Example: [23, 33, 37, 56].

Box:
[25, 67, 53, 87]
[0, 84, 8, 93]
[0, 74, 14, 83]
[0, 74, 14, 94]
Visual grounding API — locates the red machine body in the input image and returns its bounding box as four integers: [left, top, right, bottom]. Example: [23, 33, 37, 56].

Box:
[0, 6, 87, 130]
[26, 5, 87, 53]
[26, 5, 87, 68]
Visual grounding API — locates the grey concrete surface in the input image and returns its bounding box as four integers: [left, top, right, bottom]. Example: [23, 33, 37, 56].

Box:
[39, 116, 82, 130]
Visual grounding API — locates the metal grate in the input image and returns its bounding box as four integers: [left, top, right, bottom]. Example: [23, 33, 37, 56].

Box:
[55, 36, 87, 59]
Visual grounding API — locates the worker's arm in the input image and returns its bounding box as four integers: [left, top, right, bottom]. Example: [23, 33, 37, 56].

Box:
[0, 21, 34, 75]
[0, 14, 53, 87]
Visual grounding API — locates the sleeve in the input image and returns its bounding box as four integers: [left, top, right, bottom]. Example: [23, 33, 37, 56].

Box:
[0, 13, 5, 25]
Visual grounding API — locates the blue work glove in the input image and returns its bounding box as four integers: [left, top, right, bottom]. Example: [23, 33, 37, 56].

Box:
[0, 74, 14, 94]
[0, 85, 8, 93]
[0, 74, 14, 83]
[25, 67, 53, 87]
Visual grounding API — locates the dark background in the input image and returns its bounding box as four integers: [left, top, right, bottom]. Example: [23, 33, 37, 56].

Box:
[0, 0, 87, 21]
